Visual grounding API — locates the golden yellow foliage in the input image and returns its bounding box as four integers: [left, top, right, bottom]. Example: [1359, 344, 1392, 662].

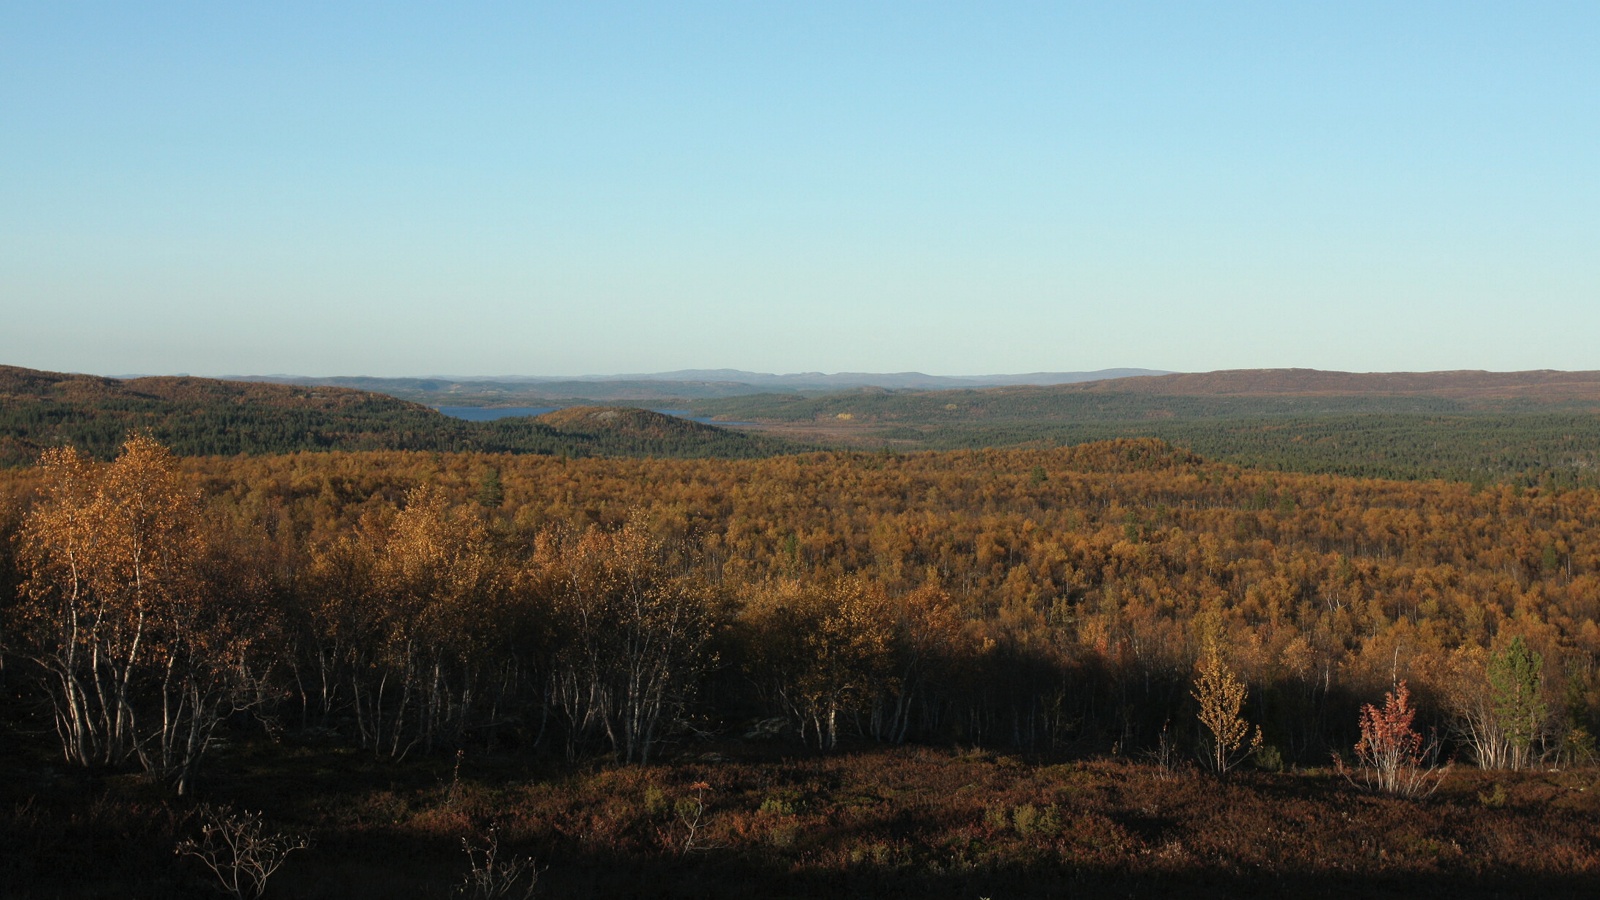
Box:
[1192, 648, 1262, 774]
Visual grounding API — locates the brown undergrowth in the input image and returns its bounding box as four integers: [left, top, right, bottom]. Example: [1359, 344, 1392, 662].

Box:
[5, 734, 1600, 899]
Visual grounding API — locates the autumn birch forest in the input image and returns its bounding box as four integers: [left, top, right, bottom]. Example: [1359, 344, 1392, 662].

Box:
[4, 410, 1600, 896]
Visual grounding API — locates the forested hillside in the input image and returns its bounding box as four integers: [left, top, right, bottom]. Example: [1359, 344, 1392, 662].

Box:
[0, 366, 793, 464]
[687, 372, 1600, 485]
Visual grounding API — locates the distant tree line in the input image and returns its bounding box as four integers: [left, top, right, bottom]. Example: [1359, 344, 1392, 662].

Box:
[901, 413, 1600, 487]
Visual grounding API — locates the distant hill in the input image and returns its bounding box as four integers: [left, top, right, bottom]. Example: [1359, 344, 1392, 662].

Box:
[227, 369, 1171, 404]
[1066, 368, 1600, 401]
[231, 375, 764, 404]
[584, 368, 1170, 390]
[687, 368, 1600, 424]
[537, 405, 706, 436]
[14, 364, 1600, 484]
[682, 368, 1600, 485]
[226, 367, 1600, 407]
[0, 366, 793, 466]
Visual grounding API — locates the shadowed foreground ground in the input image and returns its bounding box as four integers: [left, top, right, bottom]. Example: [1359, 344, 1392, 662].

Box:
[4, 734, 1599, 899]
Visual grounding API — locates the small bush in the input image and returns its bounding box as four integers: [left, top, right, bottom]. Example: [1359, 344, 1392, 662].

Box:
[1254, 744, 1286, 773]
[175, 805, 308, 900]
[1478, 782, 1508, 809]
[1014, 803, 1060, 838]
[457, 823, 539, 900]
[672, 781, 714, 854]
[983, 803, 1062, 839]
[768, 821, 802, 848]
[1340, 681, 1448, 797]
[1560, 727, 1598, 766]
[759, 795, 798, 817]
[643, 785, 668, 817]
[983, 805, 1010, 832]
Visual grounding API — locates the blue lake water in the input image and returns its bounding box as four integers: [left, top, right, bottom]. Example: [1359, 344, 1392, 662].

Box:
[438, 406, 755, 427]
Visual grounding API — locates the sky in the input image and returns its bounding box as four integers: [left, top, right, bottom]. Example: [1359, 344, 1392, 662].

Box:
[3, 2, 1597, 378]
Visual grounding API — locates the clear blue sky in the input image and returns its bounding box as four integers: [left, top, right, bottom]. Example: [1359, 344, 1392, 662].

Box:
[3, 2, 1596, 377]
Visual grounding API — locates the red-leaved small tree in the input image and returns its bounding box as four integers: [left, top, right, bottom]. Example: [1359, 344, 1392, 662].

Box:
[1340, 680, 1448, 796]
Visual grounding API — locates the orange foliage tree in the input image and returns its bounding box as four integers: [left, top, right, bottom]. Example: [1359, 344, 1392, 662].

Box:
[1344, 680, 1446, 796]
[545, 517, 722, 763]
[13, 436, 260, 792]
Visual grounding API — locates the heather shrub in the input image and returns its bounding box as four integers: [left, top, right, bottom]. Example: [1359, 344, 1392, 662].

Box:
[643, 785, 668, 817]
[1012, 803, 1061, 838]
[1253, 743, 1285, 773]
[983, 804, 1010, 833]
[759, 793, 800, 817]
[1477, 782, 1508, 809]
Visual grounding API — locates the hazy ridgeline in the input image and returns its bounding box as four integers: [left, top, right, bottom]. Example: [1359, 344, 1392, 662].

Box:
[11, 365, 1600, 490]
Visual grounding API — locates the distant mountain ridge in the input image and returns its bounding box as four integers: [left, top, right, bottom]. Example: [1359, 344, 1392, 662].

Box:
[569, 368, 1170, 389]
[72, 366, 1600, 408]
[685, 368, 1600, 426]
[677, 366, 1600, 485]
[1063, 368, 1600, 399]
[10, 364, 1600, 482]
[66, 366, 1600, 405]
[227, 368, 1172, 402]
